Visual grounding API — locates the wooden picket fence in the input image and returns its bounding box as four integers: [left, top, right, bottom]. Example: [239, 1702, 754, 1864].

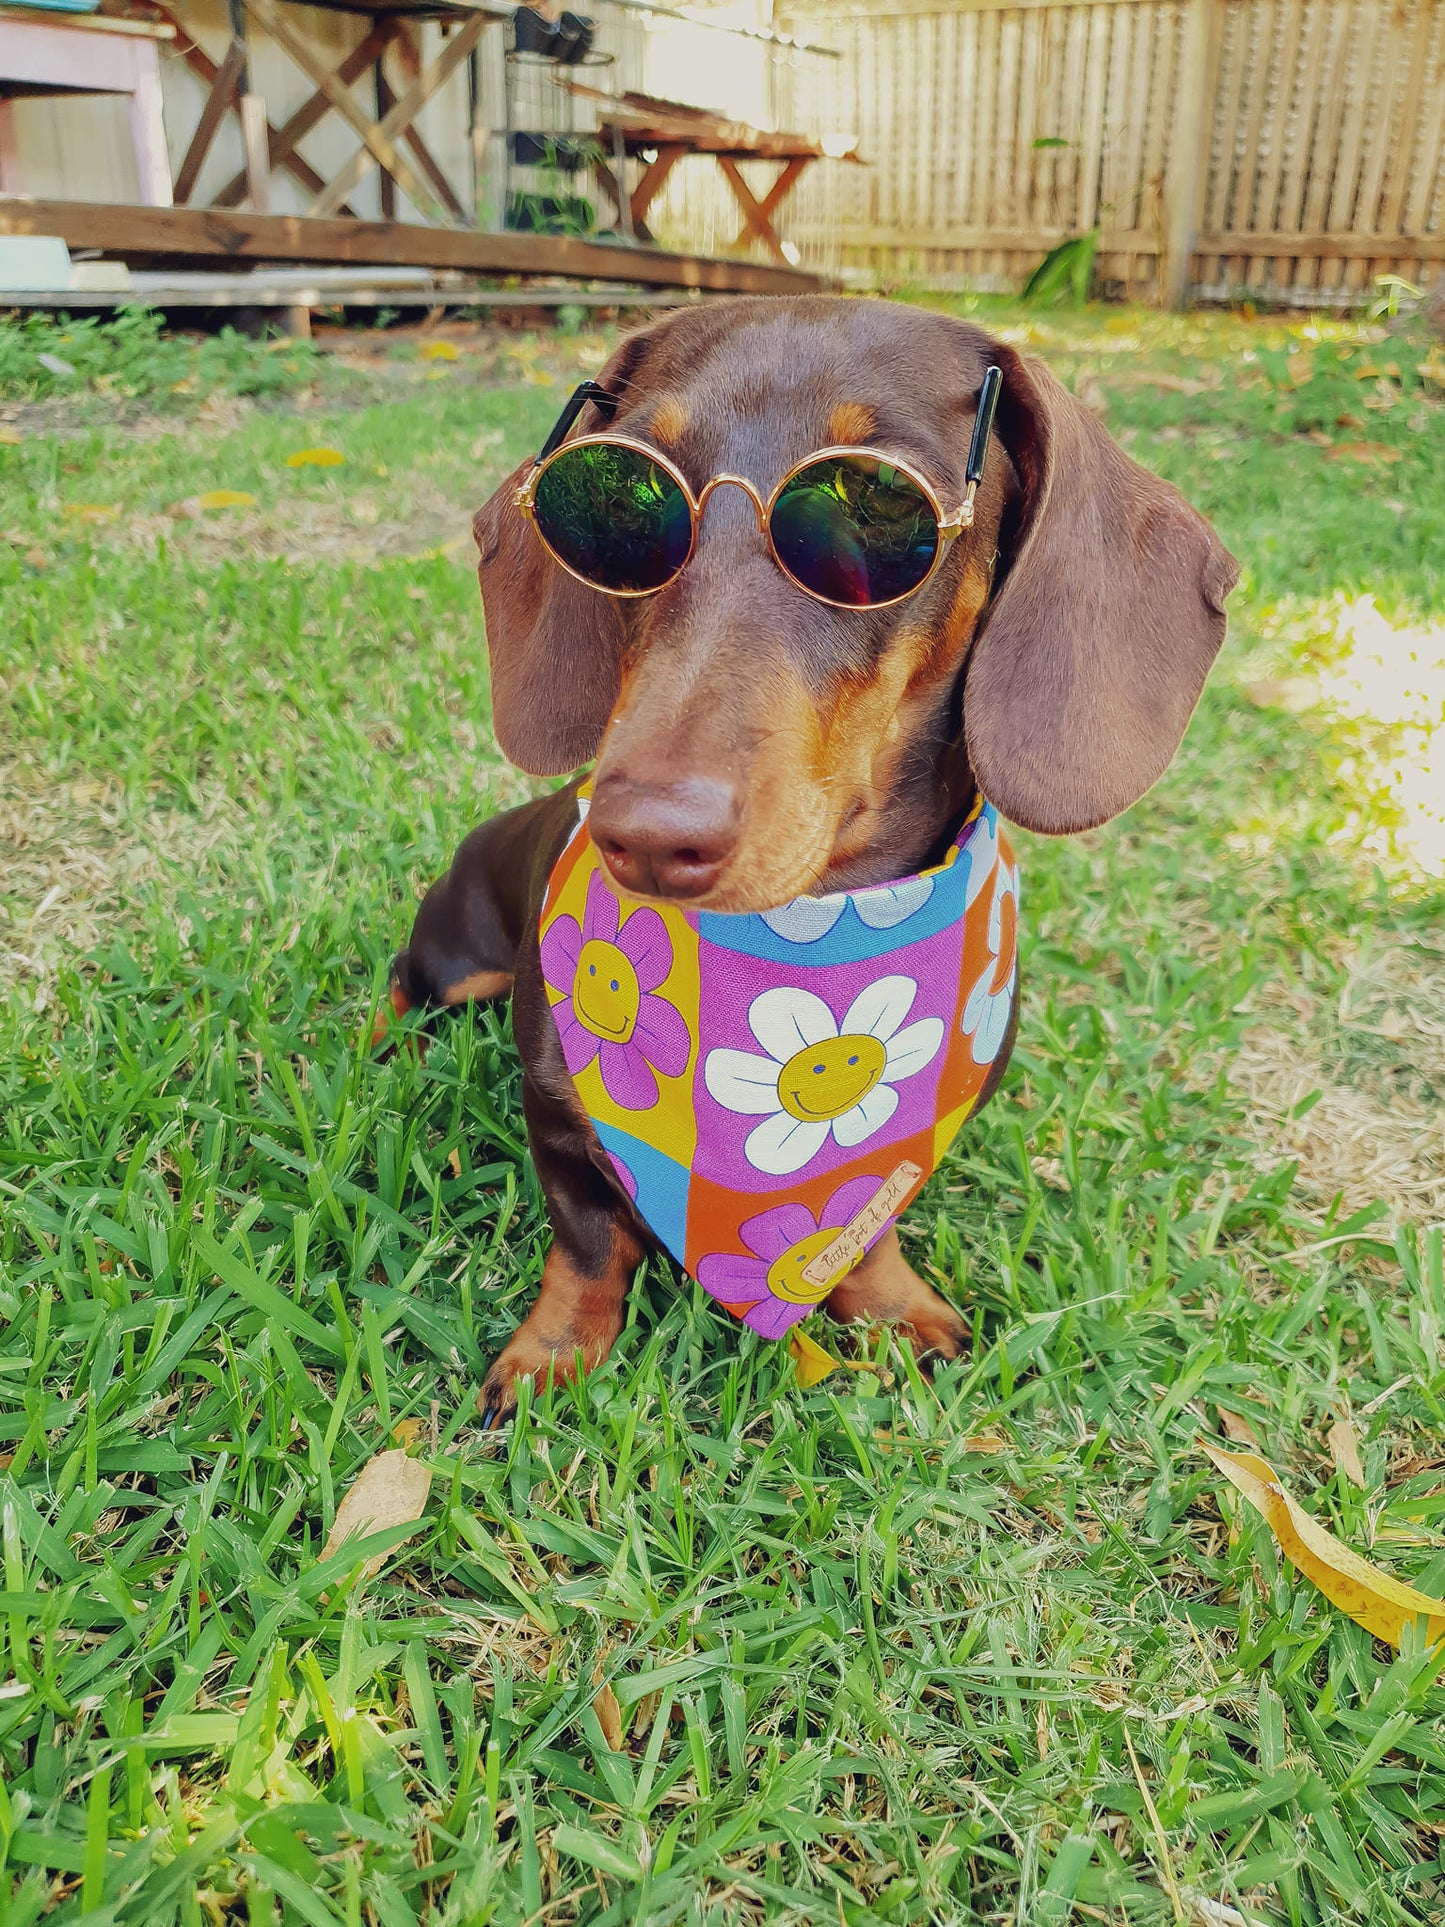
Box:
[649, 0, 1445, 306]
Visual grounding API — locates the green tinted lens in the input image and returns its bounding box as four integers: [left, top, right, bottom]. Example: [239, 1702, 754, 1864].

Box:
[533, 442, 692, 593]
[769, 453, 940, 606]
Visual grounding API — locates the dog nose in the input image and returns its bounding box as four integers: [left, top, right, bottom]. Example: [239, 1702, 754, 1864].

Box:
[589, 773, 739, 900]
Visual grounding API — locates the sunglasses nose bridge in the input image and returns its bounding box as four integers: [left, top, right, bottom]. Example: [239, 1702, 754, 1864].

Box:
[695, 473, 769, 535]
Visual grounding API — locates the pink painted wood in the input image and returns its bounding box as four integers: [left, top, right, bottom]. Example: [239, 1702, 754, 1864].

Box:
[0, 7, 174, 205]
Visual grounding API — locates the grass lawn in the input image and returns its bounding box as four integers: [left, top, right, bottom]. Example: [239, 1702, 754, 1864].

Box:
[1, 297, 1444, 1927]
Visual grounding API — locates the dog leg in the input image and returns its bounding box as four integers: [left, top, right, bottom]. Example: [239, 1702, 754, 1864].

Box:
[478, 1075, 645, 1427]
[824, 1228, 968, 1363]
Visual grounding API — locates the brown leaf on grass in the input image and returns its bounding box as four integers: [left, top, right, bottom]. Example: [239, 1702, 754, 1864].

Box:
[592, 1682, 625, 1750]
[1200, 1440, 1445, 1647]
[1324, 441, 1404, 464]
[1328, 1414, 1366, 1488]
[964, 1433, 1010, 1455]
[1217, 1407, 1262, 1448]
[320, 1446, 432, 1581]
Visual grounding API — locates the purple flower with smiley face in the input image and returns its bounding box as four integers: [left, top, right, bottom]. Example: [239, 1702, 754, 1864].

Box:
[540, 871, 690, 1110]
[696, 1174, 885, 1338]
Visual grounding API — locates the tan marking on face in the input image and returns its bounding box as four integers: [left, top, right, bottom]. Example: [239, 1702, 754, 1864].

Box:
[827, 401, 878, 446]
[649, 396, 690, 448]
[437, 968, 514, 1006]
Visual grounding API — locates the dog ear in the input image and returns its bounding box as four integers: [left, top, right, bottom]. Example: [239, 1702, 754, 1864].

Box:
[962, 341, 1240, 835]
[472, 326, 660, 776]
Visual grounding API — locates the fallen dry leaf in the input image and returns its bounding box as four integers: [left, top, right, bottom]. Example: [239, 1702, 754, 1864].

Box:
[420, 341, 459, 361]
[592, 1682, 624, 1750]
[62, 503, 117, 524]
[286, 447, 345, 468]
[194, 489, 257, 511]
[1217, 1407, 1262, 1448]
[1324, 441, 1404, 464]
[789, 1328, 838, 1387]
[0, 427, 20, 446]
[1200, 1440, 1445, 1647]
[1328, 1414, 1366, 1488]
[391, 1417, 423, 1448]
[446, 1148, 462, 1179]
[964, 1433, 1009, 1455]
[320, 1446, 432, 1581]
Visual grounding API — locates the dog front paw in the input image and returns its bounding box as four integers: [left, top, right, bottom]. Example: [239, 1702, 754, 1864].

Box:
[477, 1306, 623, 1429]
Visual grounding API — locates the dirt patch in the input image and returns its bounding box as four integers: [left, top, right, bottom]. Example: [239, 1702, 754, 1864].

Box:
[0, 760, 244, 994]
[1227, 936, 1445, 1222]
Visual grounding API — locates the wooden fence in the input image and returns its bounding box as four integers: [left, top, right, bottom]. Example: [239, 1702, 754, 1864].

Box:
[650, 0, 1445, 306]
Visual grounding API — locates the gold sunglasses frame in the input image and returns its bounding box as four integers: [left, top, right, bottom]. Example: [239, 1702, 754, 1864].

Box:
[513, 433, 979, 611]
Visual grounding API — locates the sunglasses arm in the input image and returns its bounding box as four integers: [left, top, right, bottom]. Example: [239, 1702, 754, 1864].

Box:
[513, 380, 621, 514]
[939, 364, 1004, 537]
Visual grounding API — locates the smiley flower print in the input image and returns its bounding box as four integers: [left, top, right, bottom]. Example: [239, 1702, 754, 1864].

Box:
[697, 1175, 885, 1337]
[540, 872, 689, 1110]
[704, 975, 944, 1175]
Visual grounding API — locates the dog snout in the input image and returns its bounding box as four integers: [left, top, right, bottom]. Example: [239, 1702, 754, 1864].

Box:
[589, 772, 740, 900]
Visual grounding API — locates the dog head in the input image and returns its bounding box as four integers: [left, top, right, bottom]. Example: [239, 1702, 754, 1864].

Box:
[473, 297, 1238, 910]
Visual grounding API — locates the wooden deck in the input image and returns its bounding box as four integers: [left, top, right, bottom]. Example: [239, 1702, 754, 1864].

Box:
[0, 199, 824, 296]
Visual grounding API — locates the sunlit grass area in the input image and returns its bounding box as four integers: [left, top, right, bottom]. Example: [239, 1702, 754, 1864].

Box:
[1, 298, 1443, 1925]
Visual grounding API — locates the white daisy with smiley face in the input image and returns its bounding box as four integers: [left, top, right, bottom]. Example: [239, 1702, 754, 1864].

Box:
[703, 975, 944, 1175]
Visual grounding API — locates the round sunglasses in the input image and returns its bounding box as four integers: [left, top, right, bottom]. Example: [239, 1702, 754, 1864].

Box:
[513, 366, 1002, 612]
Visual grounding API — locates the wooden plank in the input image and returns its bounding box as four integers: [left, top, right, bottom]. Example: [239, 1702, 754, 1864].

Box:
[1196, 226, 1445, 256]
[1160, 0, 1217, 304]
[1377, 0, 1435, 237]
[1246, 0, 1303, 285]
[0, 3, 171, 35]
[0, 199, 825, 292]
[1231, 0, 1276, 233]
[239, 93, 270, 213]
[1402, 7, 1445, 235]
[1342, 3, 1405, 293]
[841, 222, 1160, 248]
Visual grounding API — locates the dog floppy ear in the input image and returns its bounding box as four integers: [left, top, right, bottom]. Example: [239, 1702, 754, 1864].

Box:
[472, 326, 660, 776]
[962, 341, 1239, 835]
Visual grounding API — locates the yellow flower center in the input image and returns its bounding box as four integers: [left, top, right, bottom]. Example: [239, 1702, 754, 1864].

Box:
[574, 939, 640, 1042]
[777, 1033, 887, 1122]
[767, 1225, 860, 1305]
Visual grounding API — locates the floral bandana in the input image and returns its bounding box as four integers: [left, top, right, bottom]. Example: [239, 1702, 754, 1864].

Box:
[538, 793, 1018, 1341]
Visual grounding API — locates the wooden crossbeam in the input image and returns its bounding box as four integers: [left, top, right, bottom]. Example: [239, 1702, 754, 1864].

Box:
[719, 154, 811, 262]
[173, 36, 245, 204]
[305, 12, 487, 222]
[151, 1, 351, 213]
[240, 0, 453, 227]
[212, 18, 397, 211]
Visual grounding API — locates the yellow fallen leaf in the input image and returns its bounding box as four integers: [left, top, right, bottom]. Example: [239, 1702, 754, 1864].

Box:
[286, 447, 345, 468]
[1328, 1414, 1366, 1489]
[391, 1417, 423, 1448]
[523, 366, 557, 386]
[789, 1328, 839, 1387]
[0, 428, 20, 446]
[963, 1433, 1009, 1455]
[591, 1681, 624, 1750]
[1200, 1440, 1445, 1648]
[1324, 441, 1403, 464]
[420, 341, 459, 361]
[320, 1446, 432, 1582]
[63, 503, 117, 523]
[195, 489, 257, 511]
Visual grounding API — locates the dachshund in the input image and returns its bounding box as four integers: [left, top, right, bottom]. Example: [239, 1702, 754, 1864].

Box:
[385, 297, 1238, 1424]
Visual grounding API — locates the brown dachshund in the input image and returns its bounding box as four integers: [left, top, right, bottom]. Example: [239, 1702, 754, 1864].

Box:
[387, 296, 1238, 1424]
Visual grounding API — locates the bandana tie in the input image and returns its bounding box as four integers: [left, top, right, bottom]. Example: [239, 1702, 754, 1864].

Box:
[538, 793, 1018, 1341]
